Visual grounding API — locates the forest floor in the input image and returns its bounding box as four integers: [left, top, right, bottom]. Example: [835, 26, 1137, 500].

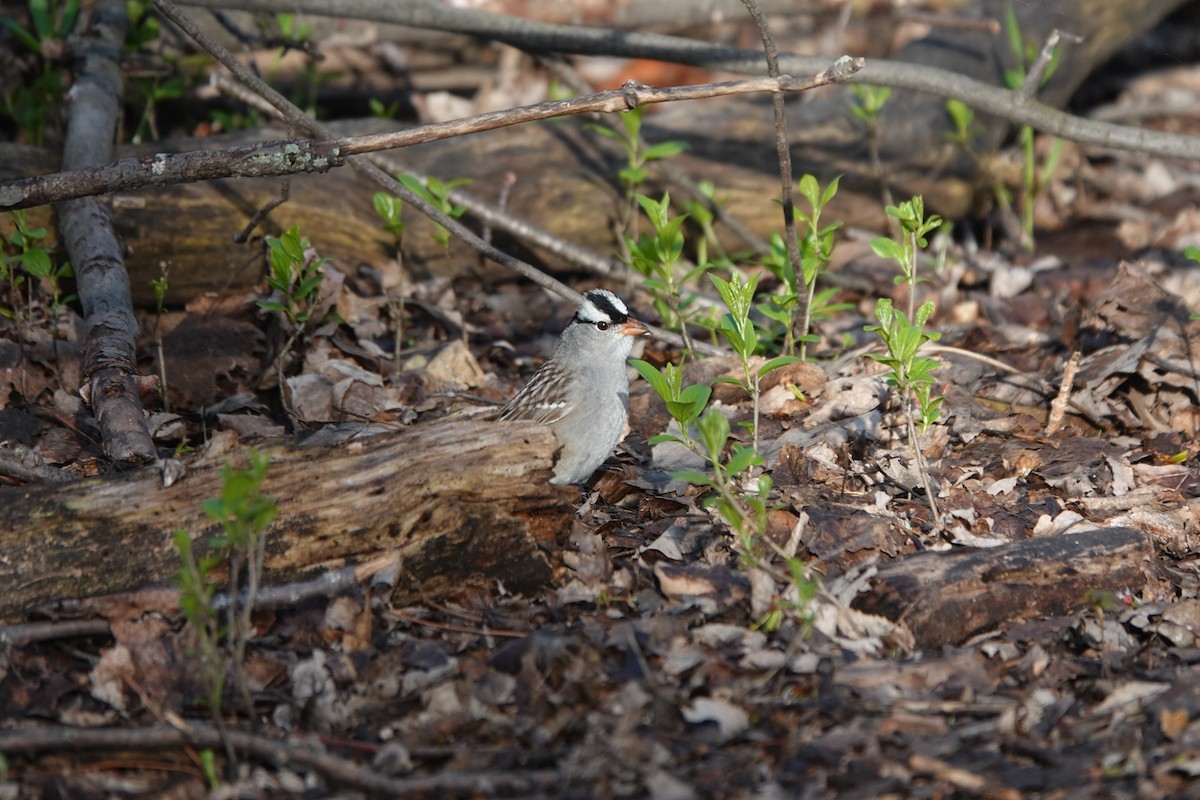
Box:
[2, 2, 1200, 798]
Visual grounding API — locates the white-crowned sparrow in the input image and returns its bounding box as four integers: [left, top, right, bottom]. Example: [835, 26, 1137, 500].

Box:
[499, 289, 648, 485]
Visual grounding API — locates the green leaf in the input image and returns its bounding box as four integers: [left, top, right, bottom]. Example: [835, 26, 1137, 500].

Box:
[583, 122, 620, 141]
[396, 173, 434, 204]
[642, 140, 688, 161]
[620, 106, 645, 138]
[673, 469, 714, 486]
[713, 376, 748, 390]
[870, 236, 905, 262]
[17, 249, 51, 278]
[798, 174, 820, 208]
[726, 444, 763, 476]
[697, 407, 730, 460]
[914, 299, 936, 328]
[619, 166, 648, 186]
[820, 174, 842, 207]
[648, 433, 687, 446]
[630, 359, 670, 399]
[1004, 3, 1024, 67]
[0, 17, 40, 54]
[759, 355, 802, 377]
[945, 98, 974, 134]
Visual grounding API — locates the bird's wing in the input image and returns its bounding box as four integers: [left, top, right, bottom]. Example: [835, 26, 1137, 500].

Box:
[498, 359, 573, 425]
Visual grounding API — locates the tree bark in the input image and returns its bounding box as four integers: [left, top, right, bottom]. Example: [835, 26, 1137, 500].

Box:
[0, 419, 574, 618]
[853, 527, 1155, 648]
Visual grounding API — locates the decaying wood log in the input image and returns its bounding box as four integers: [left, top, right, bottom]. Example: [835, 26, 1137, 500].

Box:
[0, 419, 574, 618]
[853, 527, 1155, 648]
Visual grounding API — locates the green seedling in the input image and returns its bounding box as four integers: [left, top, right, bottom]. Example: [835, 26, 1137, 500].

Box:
[371, 192, 410, 363]
[636, 338, 817, 633]
[864, 298, 943, 432]
[760, 174, 847, 358]
[2, 210, 73, 323]
[369, 97, 401, 119]
[0, 0, 81, 145]
[626, 192, 712, 355]
[710, 270, 801, 452]
[586, 106, 687, 235]
[395, 173, 471, 249]
[630, 357, 711, 439]
[258, 225, 328, 412]
[259, 225, 327, 330]
[150, 266, 170, 407]
[373, 192, 407, 250]
[866, 195, 944, 523]
[679, 180, 731, 268]
[175, 451, 276, 725]
[851, 84, 894, 210]
[1002, 4, 1066, 250]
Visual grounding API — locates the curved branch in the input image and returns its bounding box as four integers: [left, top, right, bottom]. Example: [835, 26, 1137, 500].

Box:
[175, 0, 1200, 162]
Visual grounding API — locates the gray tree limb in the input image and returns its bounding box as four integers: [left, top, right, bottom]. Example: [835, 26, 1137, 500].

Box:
[58, 0, 157, 465]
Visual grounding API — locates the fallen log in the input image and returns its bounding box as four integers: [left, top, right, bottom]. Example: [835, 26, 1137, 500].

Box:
[853, 527, 1155, 648]
[0, 419, 574, 618]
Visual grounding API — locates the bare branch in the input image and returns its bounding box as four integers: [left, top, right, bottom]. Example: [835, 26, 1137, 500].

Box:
[176, 0, 1200, 162]
[0, 70, 857, 212]
[59, 0, 157, 465]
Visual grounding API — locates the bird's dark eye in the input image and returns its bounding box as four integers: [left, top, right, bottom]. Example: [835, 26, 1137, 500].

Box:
[596, 320, 610, 331]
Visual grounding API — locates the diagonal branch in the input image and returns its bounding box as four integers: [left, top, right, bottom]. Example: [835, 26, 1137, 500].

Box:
[176, 0, 1200, 162]
[0, 70, 860, 212]
[58, 0, 157, 465]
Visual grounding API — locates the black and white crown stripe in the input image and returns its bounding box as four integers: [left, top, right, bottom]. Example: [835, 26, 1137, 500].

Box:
[572, 289, 630, 327]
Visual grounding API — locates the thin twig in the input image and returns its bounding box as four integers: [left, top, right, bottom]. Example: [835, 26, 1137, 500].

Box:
[0, 724, 558, 796]
[1019, 29, 1083, 102]
[175, 0, 1200, 161]
[1044, 350, 1081, 436]
[740, 0, 805, 335]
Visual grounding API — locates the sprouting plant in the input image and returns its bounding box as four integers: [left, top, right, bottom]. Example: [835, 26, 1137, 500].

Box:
[0, 0, 81, 145]
[850, 84, 893, 207]
[259, 12, 336, 117]
[630, 358, 711, 441]
[258, 225, 328, 407]
[710, 270, 800, 453]
[151, 265, 170, 408]
[368, 98, 400, 119]
[1001, 3, 1065, 251]
[175, 451, 277, 726]
[870, 196, 943, 317]
[865, 196, 944, 523]
[634, 347, 816, 634]
[259, 225, 327, 332]
[626, 192, 712, 355]
[679, 180, 736, 268]
[395, 173, 471, 250]
[1, 210, 73, 324]
[373, 192, 406, 252]
[372, 192, 409, 363]
[585, 106, 688, 235]
[850, 84, 891, 125]
[864, 298, 943, 432]
[755, 556, 819, 636]
[124, 0, 188, 143]
[759, 174, 846, 358]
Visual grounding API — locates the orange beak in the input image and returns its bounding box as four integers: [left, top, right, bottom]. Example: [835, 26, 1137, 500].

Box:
[619, 317, 649, 337]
